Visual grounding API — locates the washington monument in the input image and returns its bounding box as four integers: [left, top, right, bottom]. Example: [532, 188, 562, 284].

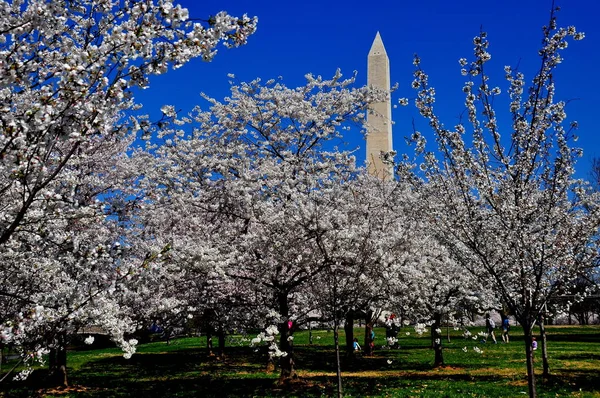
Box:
[366, 32, 393, 179]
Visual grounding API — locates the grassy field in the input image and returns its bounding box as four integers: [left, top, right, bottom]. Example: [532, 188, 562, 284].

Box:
[1, 325, 599, 397]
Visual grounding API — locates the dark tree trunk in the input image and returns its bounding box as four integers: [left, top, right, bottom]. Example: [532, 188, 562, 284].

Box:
[576, 311, 589, 325]
[344, 310, 355, 356]
[539, 317, 549, 378]
[334, 321, 343, 398]
[523, 322, 537, 398]
[278, 291, 296, 380]
[217, 325, 226, 359]
[203, 309, 215, 356]
[432, 312, 444, 367]
[48, 332, 68, 387]
[278, 325, 295, 379]
[206, 328, 214, 357]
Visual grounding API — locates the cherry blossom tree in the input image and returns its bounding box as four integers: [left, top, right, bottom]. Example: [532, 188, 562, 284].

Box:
[307, 174, 416, 358]
[343, 179, 494, 367]
[0, 0, 256, 384]
[393, 229, 493, 366]
[138, 70, 389, 379]
[0, 126, 147, 385]
[398, 7, 599, 397]
[290, 172, 415, 397]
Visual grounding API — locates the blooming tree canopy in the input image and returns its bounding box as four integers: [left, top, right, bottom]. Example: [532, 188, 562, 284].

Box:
[136, 70, 389, 378]
[398, 8, 599, 397]
[0, 0, 256, 383]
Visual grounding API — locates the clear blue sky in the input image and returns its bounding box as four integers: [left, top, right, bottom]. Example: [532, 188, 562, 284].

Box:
[138, 0, 599, 180]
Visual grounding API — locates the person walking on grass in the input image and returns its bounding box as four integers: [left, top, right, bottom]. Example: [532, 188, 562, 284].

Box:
[501, 316, 510, 343]
[485, 313, 497, 344]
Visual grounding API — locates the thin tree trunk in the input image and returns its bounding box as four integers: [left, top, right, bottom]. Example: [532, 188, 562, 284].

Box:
[523, 326, 537, 398]
[344, 310, 355, 356]
[331, 272, 343, 398]
[363, 309, 374, 356]
[206, 329, 214, 357]
[0, 357, 23, 384]
[432, 312, 444, 367]
[539, 317, 549, 378]
[363, 322, 374, 356]
[334, 322, 343, 398]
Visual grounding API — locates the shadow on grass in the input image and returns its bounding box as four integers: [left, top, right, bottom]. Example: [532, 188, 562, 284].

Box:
[5, 340, 599, 397]
[74, 347, 267, 383]
[554, 352, 600, 361]
[68, 376, 285, 397]
[6, 362, 600, 398]
[295, 345, 490, 373]
[545, 332, 600, 343]
[17, 371, 523, 398]
[540, 370, 600, 396]
[301, 371, 600, 398]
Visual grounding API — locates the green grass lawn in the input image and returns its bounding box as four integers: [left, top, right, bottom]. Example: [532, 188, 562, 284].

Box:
[1, 325, 599, 397]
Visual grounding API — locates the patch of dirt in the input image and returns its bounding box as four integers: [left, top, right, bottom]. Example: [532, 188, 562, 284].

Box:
[297, 366, 521, 380]
[437, 365, 465, 371]
[38, 385, 105, 396]
[505, 380, 528, 387]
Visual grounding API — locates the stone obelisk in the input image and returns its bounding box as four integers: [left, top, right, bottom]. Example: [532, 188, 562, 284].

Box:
[366, 32, 393, 179]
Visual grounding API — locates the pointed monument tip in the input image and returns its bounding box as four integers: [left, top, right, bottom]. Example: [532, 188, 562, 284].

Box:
[369, 31, 387, 56]
[373, 31, 383, 45]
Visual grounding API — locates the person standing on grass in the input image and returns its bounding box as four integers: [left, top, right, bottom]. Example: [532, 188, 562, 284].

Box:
[368, 329, 376, 352]
[485, 313, 497, 344]
[385, 316, 392, 339]
[501, 316, 510, 343]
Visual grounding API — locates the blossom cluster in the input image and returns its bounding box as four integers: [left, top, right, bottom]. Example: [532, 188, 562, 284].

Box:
[251, 324, 287, 359]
